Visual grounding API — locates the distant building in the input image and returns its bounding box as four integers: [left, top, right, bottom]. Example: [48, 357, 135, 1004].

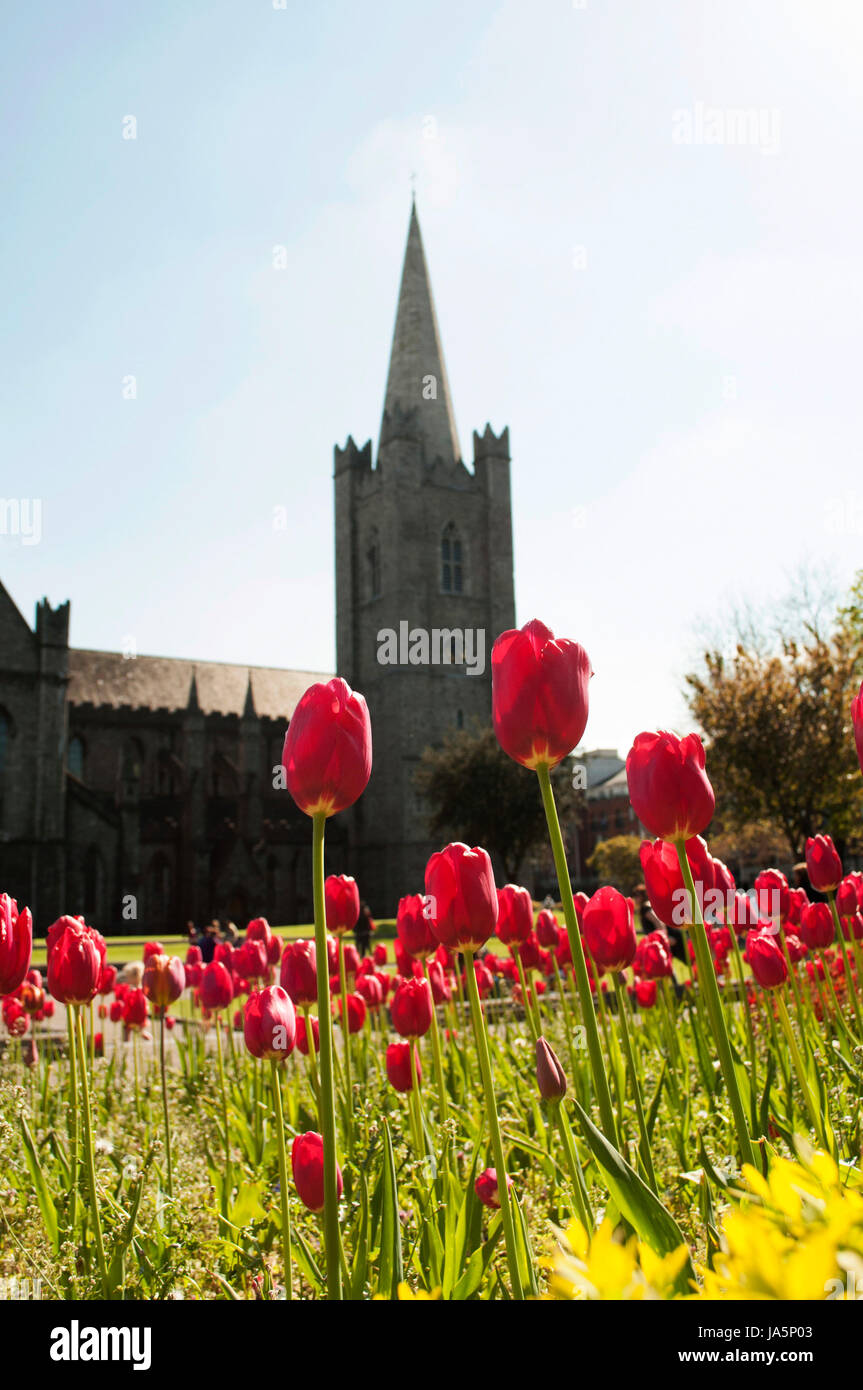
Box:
[571, 750, 643, 884]
[0, 202, 516, 930]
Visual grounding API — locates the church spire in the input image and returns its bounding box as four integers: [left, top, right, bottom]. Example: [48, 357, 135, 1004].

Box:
[380, 202, 461, 466]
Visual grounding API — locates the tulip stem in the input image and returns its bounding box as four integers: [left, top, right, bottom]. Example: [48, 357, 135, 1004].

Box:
[421, 960, 448, 1122]
[159, 1012, 173, 1200]
[312, 811, 343, 1301]
[302, 1006, 321, 1104]
[337, 937, 354, 1140]
[775, 992, 830, 1152]
[674, 840, 756, 1169]
[555, 1103, 593, 1231]
[537, 765, 618, 1145]
[270, 1058, 293, 1299]
[67, 1007, 79, 1238]
[75, 1007, 108, 1295]
[512, 945, 539, 1042]
[612, 974, 658, 1194]
[407, 1040, 424, 1160]
[828, 893, 863, 1038]
[215, 1018, 232, 1216]
[464, 948, 524, 1300]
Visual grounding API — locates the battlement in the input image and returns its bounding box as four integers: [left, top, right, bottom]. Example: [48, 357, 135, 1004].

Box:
[334, 435, 373, 476]
[473, 423, 510, 463]
[35, 597, 70, 648]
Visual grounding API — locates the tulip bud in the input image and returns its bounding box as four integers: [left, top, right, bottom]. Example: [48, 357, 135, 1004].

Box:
[281, 677, 372, 818]
[582, 886, 637, 973]
[475, 1167, 512, 1210]
[396, 893, 437, 960]
[325, 875, 361, 934]
[806, 835, 843, 894]
[292, 1131, 343, 1213]
[280, 939, 318, 1005]
[800, 902, 834, 951]
[200, 960, 234, 1012]
[495, 884, 534, 946]
[535, 1036, 567, 1102]
[386, 1041, 421, 1093]
[243, 986, 296, 1060]
[491, 619, 592, 770]
[46, 917, 103, 1005]
[142, 953, 186, 1010]
[746, 929, 788, 990]
[424, 842, 498, 951]
[626, 731, 714, 842]
[390, 977, 433, 1038]
[296, 1013, 320, 1055]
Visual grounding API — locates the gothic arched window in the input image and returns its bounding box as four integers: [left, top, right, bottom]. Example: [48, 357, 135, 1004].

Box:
[441, 523, 463, 594]
[367, 529, 381, 599]
[68, 735, 85, 780]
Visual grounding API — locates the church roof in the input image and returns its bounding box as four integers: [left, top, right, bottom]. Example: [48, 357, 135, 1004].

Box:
[67, 649, 332, 719]
[381, 201, 461, 465]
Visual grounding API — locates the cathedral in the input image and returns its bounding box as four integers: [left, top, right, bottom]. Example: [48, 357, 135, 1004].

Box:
[0, 204, 515, 932]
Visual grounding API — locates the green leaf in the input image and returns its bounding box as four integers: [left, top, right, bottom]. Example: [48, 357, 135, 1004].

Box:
[571, 1099, 694, 1295]
[376, 1118, 403, 1299]
[20, 1116, 59, 1252]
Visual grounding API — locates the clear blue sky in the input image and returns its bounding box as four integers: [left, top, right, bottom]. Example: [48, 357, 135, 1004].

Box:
[2, 0, 862, 752]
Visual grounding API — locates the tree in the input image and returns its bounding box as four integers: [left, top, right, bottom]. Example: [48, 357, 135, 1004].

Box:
[414, 722, 582, 883]
[685, 573, 863, 861]
[588, 836, 643, 894]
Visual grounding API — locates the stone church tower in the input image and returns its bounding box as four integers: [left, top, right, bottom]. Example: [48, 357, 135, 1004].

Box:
[334, 202, 515, 910]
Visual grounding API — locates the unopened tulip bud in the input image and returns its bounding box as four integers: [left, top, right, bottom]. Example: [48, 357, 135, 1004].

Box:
[535, 1036, 567, 1102]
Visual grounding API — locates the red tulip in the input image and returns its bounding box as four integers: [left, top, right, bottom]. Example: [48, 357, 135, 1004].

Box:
[124, 988, 149, 1029]
[337, 992, 366, 1034]
[582, 887, 637, 973]
[0, 895, 32, 996]
[534, 908, 558, 948]
[396, 893, 437, 960]
[634, 978, 658, 1009]
[355, 972, 384, 1008]
[292, 1131, 342, 1213]
[386, 1041, 421, 1093]
[243, 986, 296, 1060]
[427, 958, 451, 1004]
[639, 836, 714, 927]
[235, 938, 268, 981]
[633, 930, 673, 980]
[800, 903, 834, 951]
[3, 997, 28, 1036]
[324, 875, 360, 934]
[342, 943, 360, 977]
[535, 1036, 567, 1101]
[246, 917, 273, 950]
[97, 963, 117, 996]
[785, 932, 808, 963]
[142, 954, 186, 1010]
[475, 1167, 512, 1210]
[47, 917, 103, 1005]
[754, 869, 790, 924]
[495, 884, 533, 946]
[806, 835, 843, 894]
[465, 958, 494, 997]
[746, 930, 788, 990]
[491, 619, 592, 770]
[296, 1012, 320, 1055]
[424, 842, 498, 951]
[109, 999, 124, 1023]
[143, 941, 163, 962]
[199, 960, 234, 1013]
[390, 977, 433, 1038]
[186, 944, 203, 967]
[213, 941, 235, 969]
[626, 731, 714, 842]
[281, 677, 372, 818]
[373, 943, 388, 966]
[280, 940, 318, 1006]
